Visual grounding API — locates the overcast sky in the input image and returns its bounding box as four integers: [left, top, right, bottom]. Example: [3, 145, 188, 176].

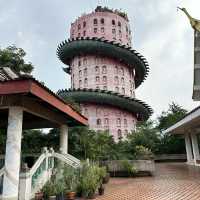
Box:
[0, 0, 199, 119]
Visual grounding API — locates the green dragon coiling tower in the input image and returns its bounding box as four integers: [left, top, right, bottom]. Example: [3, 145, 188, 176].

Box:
[57, 6, 153, 141]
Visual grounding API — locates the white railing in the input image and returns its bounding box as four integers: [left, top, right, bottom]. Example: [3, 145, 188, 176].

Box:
[19, 148, 80, 200]
[0, 167, 5, 196]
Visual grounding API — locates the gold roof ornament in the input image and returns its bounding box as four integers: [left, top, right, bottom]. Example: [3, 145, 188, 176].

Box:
[178, 7, 200, 32]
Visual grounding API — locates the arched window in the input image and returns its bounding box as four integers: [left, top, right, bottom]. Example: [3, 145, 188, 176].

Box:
[114, 76, 119, 85]
[115, 66, 118, 74]
[117, 118, 121, 126]
[119, 30, 122, 38]
[115, 87, 119, 92]
[97, 119, 101, 126]
[125, 129, 128, 136]
[84, 68, 87, 76]
[83, 31, 86, 36]
[95, 66, 100, 74]
[112, 19, 115, 26]
[96, 76, 100, 83]
[118, 21, 121, 27]
[84, 78, 88, 87]
[124, 119, 127, 127]
[101, 18, 105, 24]
[78, 60, 81, 66]
[78, 24, 81, 30]
[79, 80, 82, 87]
[104, 118, 109, 126]
[102, 65, 107, 74]
[94, 28, 98, 34]
[121, 77, 124, 84]
[101, 27, 105, 33]
[118, 129, 122, 139]
[122, 88, 125, 94]
[83, 21, 86, 28]
[103, 76, 107, 83]
[126, 25, 128, 33]
[103, 86, 107, 90]
[121, 67, 124, 76]
[112, 29, 116, 34]
[78, 33, 81, 37]
[94, 18, 98, 25]
[79, 70, 82, 77]
[83, 58, 87, 65]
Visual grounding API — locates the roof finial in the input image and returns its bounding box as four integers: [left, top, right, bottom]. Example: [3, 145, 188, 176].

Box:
[178, 7, 200, 32]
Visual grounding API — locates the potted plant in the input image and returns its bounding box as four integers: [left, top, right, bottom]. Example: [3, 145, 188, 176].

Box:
[42, 181, 56, 200]
[55, 180, 65, 200]
[98, 184, 105, 196]
[63, 165, 78, 200]
[35, 190, 44, 200]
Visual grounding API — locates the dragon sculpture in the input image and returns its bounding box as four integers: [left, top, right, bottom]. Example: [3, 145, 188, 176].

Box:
[178, 7, 200, 32]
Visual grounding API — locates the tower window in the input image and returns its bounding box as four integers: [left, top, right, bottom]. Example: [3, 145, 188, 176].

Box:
[94, 28, 98, 34]
[115, 66, 118, 74]
[79, 80, 82, 87]
[79, 70, 82, 77]
[95, 66, 100, 74]
[78, 24, 81, 30]
[101, 27, 105, 33]
[117, 118, 121, 126]
[83, 21, 86, 28]
[102, 65, 107, 74]
[103, 86, 107, 90]
[112, 19, 116, 26]
[115, 87, 119, 93]
[104, 118, 109, 125]
[114, 76, 119, 85]
[112, 29, 116, 34]
[84, 78, 88, 87]
[97, 119, 101, 126]
[124, 119, 127, 127]
[103, 76, 107, 83]
[101, 18, 105, 24]
[118, 21, 121, 27]
[83, 58, 87, 65]
[84, 68, 87, 76]
[118, 129, 122, 139]
[121, 77, 124, 84]
[94, 18, 98, 25]
[122, 88, 125, 94]
[126, 26, 128, 33]
[96, 76, 100, 83]
[78, 60, 81, 66]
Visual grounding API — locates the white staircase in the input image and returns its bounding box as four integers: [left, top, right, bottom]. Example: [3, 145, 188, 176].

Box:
[19, 148, 80, 200]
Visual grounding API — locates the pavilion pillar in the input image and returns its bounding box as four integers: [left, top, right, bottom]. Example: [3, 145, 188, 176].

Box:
[60, 125, 68, 154]
[2, 107, 23, 200]
[185, 133, 193, 164]
[191, 133, 200, 165]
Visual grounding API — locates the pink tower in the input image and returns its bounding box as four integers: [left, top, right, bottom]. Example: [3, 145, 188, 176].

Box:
[57, 6, 153, 141]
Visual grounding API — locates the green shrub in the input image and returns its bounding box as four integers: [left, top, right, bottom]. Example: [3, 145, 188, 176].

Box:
[120, 160, 137, 176]
[135, 145, 154, 160]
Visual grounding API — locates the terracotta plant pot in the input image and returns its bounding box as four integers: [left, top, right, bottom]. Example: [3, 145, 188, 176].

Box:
[98, 185, 105, 195]
[66, 191, 76, 200]
[102, 173, 110, 184]
[35, 192, 44, 200]
[49, 195, 56, 200]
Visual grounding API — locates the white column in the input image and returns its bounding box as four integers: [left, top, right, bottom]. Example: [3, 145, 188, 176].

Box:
[60, 125, 68, 154]
[2, 107, 23, 200]
[191, 133, 200, 164]
[185, 134, 193, 164]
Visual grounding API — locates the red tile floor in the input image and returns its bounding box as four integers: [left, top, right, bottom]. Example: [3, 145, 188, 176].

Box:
[95, 163, 200, 200]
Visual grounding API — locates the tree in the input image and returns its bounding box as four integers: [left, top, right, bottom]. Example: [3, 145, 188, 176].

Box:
[0, 45, 34, 73]
[156, 102, 187, 154]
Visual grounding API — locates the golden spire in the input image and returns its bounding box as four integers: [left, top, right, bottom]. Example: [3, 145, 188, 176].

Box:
[178, 7, 200, 32]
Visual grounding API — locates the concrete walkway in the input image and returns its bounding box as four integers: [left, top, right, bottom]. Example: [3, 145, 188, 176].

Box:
[96, 163, 200, 200]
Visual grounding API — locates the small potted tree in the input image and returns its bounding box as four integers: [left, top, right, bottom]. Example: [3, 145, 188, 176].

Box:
[42, 181, 57, 200]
